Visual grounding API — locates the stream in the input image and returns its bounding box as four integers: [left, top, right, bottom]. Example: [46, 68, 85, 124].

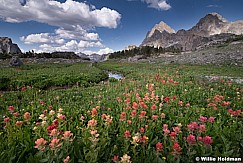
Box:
[108, 72, 123, 80]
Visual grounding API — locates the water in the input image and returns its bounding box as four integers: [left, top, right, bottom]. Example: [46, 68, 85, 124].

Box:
[108, 72, 123, 80]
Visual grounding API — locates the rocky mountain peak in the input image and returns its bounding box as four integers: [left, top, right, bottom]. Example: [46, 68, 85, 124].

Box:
[0, 37, 22, 54]
[209, 12, 228, 23]
[147, 21, 175, 38]
[189, 12, 229, 36]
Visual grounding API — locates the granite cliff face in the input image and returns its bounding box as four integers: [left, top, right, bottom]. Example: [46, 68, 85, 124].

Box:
[0, 37, 22, 54]
[141, 13, 243, 51]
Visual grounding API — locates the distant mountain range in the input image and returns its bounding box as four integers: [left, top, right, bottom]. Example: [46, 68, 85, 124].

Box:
[77, 53, 109, 62]
[141, 12, 243, 51]
[0, 38, 108, 62]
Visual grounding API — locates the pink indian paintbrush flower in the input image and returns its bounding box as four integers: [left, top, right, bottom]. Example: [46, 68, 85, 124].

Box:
[173, 127, 181, 134]
[49, 138, 62, 150]
[24, 112, 31, 120]
[178, 101, 183, 106]
[130, 110, 136, 118]
[171, 143, 182, 155]
[13, 112, 19, 117]
[199, 116, 208, 122]
[199, 124, 206, 132]
[202, 136, 213, 145]
[132, 102, 138, 109]
[91, 108, 98, 116]
[152, 114, 158, 120]
[151, 104, 157, 110]
[139, 111, 146, 119]
[119, 112, 126, 121]
[208, 117, 215, 123]
[127, 120, 132, 125]
[156, 142, 163, 152]
[112, 155, 119, 162]
[139, 127, 145, 133]
[15, 121, 23, 126]
[88, 119, 97, 127]
[62, 131, 73, 140]
[8, 106, 14, 112]
[49, 129, 58, 137]
[34, 138, 47, 150]
[187, 134, 196, 145]
[124, 130, 131, 139]
[4, 117, 10, 122]
[164, 96, 170, 103]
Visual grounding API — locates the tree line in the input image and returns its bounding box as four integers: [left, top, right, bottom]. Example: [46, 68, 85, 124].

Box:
[109, 46, 182, 59]
[0, 51, 82, 60]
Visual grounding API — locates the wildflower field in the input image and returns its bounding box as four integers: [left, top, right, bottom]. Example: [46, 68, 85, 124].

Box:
[0, 62, 242, 163]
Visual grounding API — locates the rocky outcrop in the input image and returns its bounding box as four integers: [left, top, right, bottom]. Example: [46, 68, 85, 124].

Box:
[138, 40, 243, 66]
[0, 37, 22, 54]
[125, 45, 137, 51]
[100, 53, 110, 61]
[89, 53, 102, 62]
[141, 13, 243, 51]
[9, 56, 23, 66]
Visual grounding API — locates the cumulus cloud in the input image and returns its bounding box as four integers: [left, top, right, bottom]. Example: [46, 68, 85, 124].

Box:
[139, 0, 171, 10]
[55, 26, 100, 41]
[83, 47, 114, 55]
[97, 48, 114, 55]
[0, 0, 121, 29]
[20, 25, 104, 53]
[32, 37, 104, 53]
[0, 0, 121, 53]
[157, 1, 171, 10]
[21, 26, 100, 45]
[20, 33, 51, 44]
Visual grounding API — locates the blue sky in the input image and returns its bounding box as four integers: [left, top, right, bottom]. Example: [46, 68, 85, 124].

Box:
[0, 0, 243, 54]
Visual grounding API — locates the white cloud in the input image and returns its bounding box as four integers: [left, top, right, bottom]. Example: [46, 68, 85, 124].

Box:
[21, 26, 101, 45]
[0, 0, 121, 29]
[82, 50, 96, 55]
[135, 0, 171, 10]
[55, 39, 65, 45]
[21, 27, 105, 53]
[157, 1, 171, 10]
[83, 48, 114, 55]
[55, 26, 100, 41]
[0, 0, 121, 53]
[97, 48, 114, 55]
[20, 33, 51, 44]
[78, 40, 103, 48]
[34, 38, 104, 53]
[39, 44, 52, 49]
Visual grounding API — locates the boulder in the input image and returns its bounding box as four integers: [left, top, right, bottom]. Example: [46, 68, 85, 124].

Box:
[9, 56, 23, 67]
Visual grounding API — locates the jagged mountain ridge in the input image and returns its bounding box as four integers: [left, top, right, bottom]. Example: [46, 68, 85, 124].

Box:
[141, 13, 243, 51]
